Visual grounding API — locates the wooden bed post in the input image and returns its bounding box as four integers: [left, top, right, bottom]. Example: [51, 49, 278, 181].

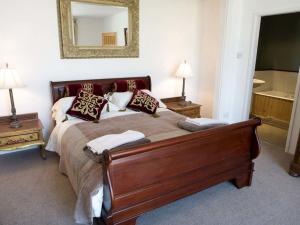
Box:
[233, 129, 260, 188]
[232, 163, 255, 189]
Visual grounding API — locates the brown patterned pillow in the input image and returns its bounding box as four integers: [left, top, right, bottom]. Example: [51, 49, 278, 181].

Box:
[67, 89, 107, 121]
[65, 83, 104, 97]
[127, 90, 159, 114]
[113, 79, 147, 92]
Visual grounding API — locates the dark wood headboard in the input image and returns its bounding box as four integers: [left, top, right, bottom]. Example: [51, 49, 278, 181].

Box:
[50, 76, 151, 104]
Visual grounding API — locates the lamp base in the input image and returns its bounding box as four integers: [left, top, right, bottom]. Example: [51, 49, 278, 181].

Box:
[8, 88, 22, 129]
[10, 119, 22, 129]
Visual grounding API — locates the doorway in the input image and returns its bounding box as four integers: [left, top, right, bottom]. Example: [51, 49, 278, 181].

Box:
[250, 12, 300, 151]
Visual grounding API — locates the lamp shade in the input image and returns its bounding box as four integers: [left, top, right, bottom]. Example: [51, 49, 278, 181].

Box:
[176, 61, 193, 78]
[0, 65, 25, 89]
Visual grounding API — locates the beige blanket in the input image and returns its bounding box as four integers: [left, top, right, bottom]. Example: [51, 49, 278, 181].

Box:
[59, 111, 189, 224]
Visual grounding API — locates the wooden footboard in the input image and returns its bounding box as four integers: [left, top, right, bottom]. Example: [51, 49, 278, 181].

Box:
[100, 118, 261, 225]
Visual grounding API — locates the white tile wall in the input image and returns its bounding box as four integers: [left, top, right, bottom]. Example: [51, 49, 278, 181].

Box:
[254, 70, 298, 94]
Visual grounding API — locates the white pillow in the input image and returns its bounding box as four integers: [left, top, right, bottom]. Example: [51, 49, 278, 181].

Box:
[141, 90, 167, 108]
[109, 92, 133, 110]
[102, 101, 120, 113]
[52, 97, 75, 123]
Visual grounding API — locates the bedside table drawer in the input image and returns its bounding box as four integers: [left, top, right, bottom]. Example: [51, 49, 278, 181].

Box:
[163, 98, 202, 119]
[180, 108, 200, 118]
[0, 133, 39, 147]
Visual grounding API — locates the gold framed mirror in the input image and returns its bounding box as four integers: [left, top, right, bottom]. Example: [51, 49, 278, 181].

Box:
[57, 0, 139, 58]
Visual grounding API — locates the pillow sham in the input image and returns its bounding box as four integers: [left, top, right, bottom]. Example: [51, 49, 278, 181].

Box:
[113, 79, 147, 92]
[127, 90, 159, 114]
[141, 89, 167, 108]
[67, 89, 107, 121]
[65, 83, 104, 97]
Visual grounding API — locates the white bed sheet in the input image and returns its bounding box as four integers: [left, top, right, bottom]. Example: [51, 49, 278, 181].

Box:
[45, 108, 168, 219]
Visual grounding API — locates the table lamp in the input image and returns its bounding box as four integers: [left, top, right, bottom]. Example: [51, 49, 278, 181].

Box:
[176, 60, 193, 106]
[0, 64, 25, 128]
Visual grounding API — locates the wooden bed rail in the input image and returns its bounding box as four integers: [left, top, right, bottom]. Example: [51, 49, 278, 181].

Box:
[101, 118, 261, 225]
[106, 118, 261, 161]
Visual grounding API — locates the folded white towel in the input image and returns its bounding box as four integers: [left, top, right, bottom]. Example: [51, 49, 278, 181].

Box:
[86, 130, 145, 154]
[186, 118, 227, 126]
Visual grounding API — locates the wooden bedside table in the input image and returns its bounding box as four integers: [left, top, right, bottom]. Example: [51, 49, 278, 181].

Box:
[162, 97, 202, 118]
[0, 113, 46, 159]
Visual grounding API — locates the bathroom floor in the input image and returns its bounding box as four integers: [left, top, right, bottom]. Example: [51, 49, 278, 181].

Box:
[257, 124, 288, 149]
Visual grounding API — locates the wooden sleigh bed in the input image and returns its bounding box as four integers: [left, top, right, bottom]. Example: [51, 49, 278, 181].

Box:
[51, 76, 261, 225]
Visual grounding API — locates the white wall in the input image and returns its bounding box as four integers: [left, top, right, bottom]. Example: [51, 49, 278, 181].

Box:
[200, 0, 225, 117]
[0, 0, 210, 138]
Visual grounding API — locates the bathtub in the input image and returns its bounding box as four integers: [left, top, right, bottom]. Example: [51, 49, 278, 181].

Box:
[254, 90, 295, 101]
[251, 90, 295, 128]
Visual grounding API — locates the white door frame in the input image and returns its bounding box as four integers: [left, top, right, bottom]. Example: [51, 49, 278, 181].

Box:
[243, 8, 300, 154]
[286, 68, 300, 154]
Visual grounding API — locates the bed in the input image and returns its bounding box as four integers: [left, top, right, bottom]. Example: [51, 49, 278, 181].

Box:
[49, 76, 261, 225]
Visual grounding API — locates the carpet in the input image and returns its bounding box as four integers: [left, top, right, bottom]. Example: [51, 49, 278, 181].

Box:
[0, 141, 299, 225]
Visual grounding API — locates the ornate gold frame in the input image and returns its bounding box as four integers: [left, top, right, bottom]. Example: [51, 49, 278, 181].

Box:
[57, 0, 139, 58]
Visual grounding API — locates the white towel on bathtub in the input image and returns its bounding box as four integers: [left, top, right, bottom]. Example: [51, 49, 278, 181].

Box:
[86, 130, 145, 154]
[186, 118, 228, 126]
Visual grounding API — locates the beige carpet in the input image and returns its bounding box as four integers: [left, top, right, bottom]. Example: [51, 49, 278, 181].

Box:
[257, 124, 288, 148]
[0, 142, 299, 225]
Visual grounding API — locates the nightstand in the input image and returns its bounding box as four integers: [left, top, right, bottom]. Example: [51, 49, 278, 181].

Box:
[0, 113, 46, 159]
[162, 97, 202, 118]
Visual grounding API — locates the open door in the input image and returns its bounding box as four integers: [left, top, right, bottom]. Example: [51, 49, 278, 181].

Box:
[286, 67, 300, 155]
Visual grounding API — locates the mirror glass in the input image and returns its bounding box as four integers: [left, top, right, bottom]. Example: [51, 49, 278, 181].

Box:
[71, 1, 129, 47]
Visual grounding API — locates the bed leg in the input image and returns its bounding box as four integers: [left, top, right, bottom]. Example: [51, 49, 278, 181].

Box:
[232, 163, 254, 189]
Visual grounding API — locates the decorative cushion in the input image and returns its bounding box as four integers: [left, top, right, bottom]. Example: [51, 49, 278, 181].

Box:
[65, 83, 104, 97]
[127, 90, 159, 114]
[113, 79, 147, 92]
[141, 89, 167, 108]
[67, 89, 107, 121]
